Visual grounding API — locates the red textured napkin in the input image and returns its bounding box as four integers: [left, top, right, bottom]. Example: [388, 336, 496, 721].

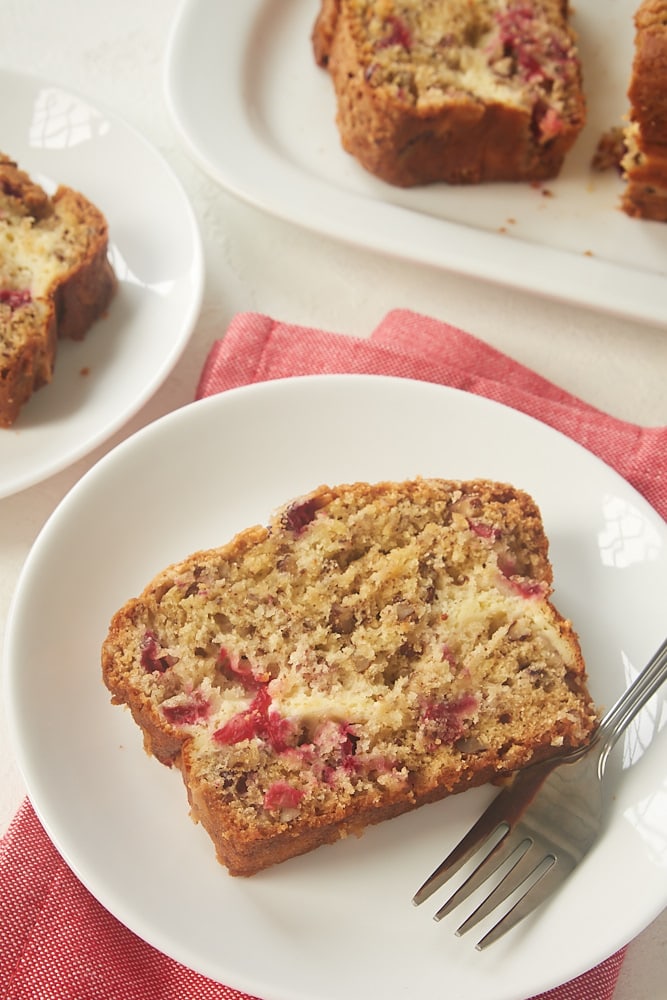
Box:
[3, 308, 664, 1000]
[196, 309, 666, 518]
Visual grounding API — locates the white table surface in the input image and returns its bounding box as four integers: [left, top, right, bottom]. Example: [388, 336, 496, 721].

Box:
[0, 2, 665, 997]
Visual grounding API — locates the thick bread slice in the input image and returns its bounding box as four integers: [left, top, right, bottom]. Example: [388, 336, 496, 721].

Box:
[312, 0, 586, 186]
[621, 0, 667, 221]
[102, 478, 597, 876]
[0, 153, 116, 426]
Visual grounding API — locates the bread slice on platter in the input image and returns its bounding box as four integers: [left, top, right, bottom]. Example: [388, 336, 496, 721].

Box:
[621, 0, 667, 221]
[312, 0, 586, 186]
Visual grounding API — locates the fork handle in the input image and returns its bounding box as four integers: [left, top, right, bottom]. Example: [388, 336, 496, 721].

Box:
[594, 636, 667, 767]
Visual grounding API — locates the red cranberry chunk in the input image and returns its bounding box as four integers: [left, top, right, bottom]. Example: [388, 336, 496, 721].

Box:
[422, 693, 479, 744]
[467, 518, 501, 541]
[212, 710, 258, 745]
[282, 497, 325, 535]
[140, 630, 177, 673]
[441, 644, 458, 668]
[497, 557, 546, 599]
[213, 684, 298, 752]
[377, 15, 412, 51]
[534, 104, 564, 143]
[0, 289, 31, 310]
[263, 781, 304, 812]
[162, 691, 210, 726]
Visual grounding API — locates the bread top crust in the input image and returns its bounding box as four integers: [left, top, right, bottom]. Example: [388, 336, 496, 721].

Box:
[0, 153, 51, 218]
[315, 0, 583, 117]
[0, 156, 112, 310]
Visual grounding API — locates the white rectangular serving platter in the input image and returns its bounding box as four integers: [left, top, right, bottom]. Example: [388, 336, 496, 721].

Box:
[165, 0, 667, 327]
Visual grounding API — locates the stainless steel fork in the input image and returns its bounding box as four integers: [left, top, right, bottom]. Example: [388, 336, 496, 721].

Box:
[413, 636, 667, 950]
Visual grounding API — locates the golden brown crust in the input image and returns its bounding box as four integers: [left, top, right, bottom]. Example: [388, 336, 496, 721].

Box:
[0, 153, 51, 218]
[312, 0, 342, 66]
[312, 0, 586, 186]
[627, 0, 667, 143]
[621, 1, 667, 220]
[0, 154, 116, 427]
[182, 691, 587, 877]
[48, 186, 117, 342]
[622, 142, 667, 220]
[102, 478, 597, 877]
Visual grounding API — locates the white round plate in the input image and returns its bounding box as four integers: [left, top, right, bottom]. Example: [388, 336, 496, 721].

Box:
[0, 68, 203, 497]
[5, 375, 667, 1000]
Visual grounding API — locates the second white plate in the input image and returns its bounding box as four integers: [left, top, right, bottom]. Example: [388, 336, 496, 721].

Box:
[165, 0, 667, 326]
[0, 68, 203, 498]
[6, 375, 667, 1000]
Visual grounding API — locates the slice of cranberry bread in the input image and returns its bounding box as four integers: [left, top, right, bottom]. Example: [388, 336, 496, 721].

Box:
[621, 0, 667, 221]
[312, 0, 586, 186]
[102, 478, 597, 877]
[0, 153, 116, 427]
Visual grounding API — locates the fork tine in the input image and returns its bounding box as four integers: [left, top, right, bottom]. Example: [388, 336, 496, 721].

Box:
[413, 757, 558, 907]
[414, 639, 667, 947]
[453, 842, 553, 934]
[474, 853, 575, 950]
[434, 831, 532, 921]
[412, 814, 509, 906]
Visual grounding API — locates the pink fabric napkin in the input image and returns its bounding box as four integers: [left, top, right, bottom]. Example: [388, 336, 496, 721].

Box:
[3, 308, 664, 1000]
[197, 309, 666, 518]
